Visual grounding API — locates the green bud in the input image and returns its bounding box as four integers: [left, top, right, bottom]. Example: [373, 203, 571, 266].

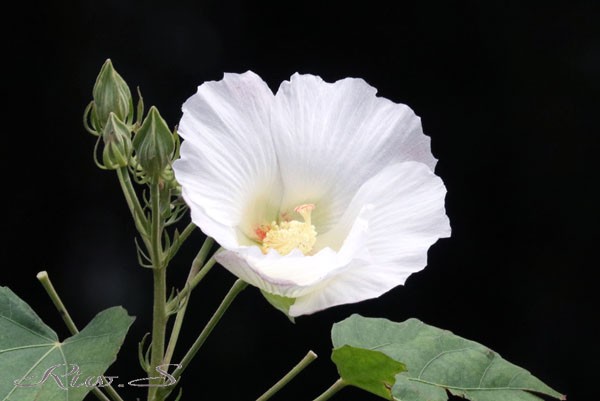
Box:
[93, 59, 133, 127]
[160, 164, 180, 191]
[133, 106, 175, 180]
[102, 113, 132, 169]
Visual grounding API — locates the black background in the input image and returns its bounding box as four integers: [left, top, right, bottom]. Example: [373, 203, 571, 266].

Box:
[3, 1, 598, 400]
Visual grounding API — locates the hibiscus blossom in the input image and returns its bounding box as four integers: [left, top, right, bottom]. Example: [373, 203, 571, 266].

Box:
[173, 71, 450, 316]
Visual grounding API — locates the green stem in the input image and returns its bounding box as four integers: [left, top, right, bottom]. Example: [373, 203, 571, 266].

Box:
[162, 300, 187, 368]
[36, 271, 79, 335]
[150, 182, 163, 268]
[166, 251, 219, 311]
[148, 267, 167, 401]
[177, 222, 196, 244]
[312, 379, 347, 401]
[187, 255, 217, 290]
[148, 182, 167, 401]
[163, 237, 214, 365]
[172, 279, 248, 383]
[117, 167, 148, 238]
[256, 351, 318, 401]
[36, 271, 126, 401]
[166, 222, 196, 260]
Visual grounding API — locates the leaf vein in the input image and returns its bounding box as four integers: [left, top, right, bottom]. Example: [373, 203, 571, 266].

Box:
[478, 353, 497, 387]
[408, 377, 545, 392]
[0, 315, 55, 342]
[2, 344, 59, 401]
[0, 343, 56, 355]
[63, 332, 113, 345]
[417, 347, 476, 379]
[507, 371, 524, 387]
[57, 345, 70, 401]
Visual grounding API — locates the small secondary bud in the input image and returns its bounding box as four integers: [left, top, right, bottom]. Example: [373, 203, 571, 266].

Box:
[102, 113, 133, 169]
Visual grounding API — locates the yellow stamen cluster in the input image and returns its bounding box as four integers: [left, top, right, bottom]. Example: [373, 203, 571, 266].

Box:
[260, 204, 317, 255]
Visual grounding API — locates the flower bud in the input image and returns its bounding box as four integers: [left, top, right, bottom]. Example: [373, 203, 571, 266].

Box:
[133, 106, 175, 180]
[157, 164, 178, 193]
[102, 113, 132, 169]
[93, 59, 133, 127]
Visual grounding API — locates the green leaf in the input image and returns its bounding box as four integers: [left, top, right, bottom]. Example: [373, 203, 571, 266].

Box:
[260, 290, 296, 323]
[0, 287, 134, 401]
[332, 315, 565, 401]
[332, 345, 405, 399]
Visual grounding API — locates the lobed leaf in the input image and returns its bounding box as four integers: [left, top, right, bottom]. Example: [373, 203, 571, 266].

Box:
[0, 287, 134, 401]
[332, 314, 565, 401]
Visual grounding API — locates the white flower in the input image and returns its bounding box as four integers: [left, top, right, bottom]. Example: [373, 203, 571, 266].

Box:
[173, 71, 450, 316]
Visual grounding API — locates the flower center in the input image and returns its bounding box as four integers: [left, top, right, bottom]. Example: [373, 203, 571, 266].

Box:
[256, 204, 317, 255]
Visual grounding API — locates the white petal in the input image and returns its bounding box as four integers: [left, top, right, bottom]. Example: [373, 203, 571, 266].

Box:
[182, 188, 240, 249]
[271, 73, 437, 232]
[216, 248, 336, 298]
[173, 71, 282, 246]
[290, 161, 450, 316]
[290, 262, 412, 316]
[358, 161, 450, 263]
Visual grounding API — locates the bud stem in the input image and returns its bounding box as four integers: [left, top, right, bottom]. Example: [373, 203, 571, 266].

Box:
[117, 167, 149, 238]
